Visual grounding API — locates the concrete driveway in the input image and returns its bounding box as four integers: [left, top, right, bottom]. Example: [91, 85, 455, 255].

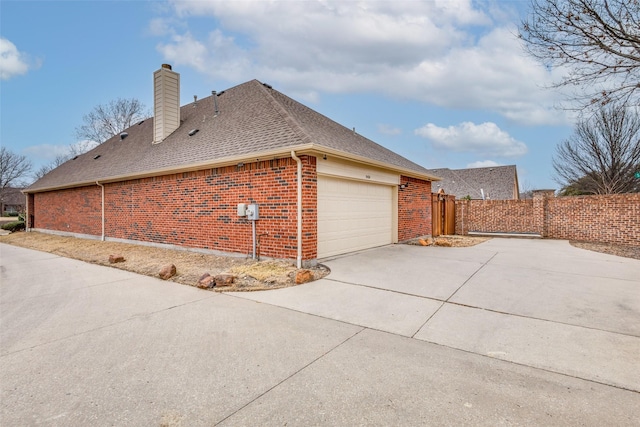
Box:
[1, 239, 639, 426]
[233, 238, 640, 392]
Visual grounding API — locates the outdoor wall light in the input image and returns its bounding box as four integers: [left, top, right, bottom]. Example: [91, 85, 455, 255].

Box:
[399, 182, 410, 190]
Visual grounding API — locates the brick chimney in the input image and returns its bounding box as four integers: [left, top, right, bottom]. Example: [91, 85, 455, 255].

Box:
[153, 64, 180, 144]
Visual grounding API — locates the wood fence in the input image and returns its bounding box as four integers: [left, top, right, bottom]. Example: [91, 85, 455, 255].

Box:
[432, 193, 456, 236]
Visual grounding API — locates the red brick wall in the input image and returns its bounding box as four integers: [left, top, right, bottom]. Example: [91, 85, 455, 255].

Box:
[455, 199, 535, 235]
[456, 192, 640, 246]
[546, 194, 640, 245]
[32, 186, 102, 236]
[30, 157, 438, 257]
[31, 156, 318, 260]
[398, 176, 432, 241]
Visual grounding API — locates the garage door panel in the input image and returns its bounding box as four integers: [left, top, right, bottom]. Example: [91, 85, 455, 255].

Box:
[318, 176, 393, 258]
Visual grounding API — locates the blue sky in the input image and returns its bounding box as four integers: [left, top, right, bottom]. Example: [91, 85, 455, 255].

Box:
[1, 0, 575, 190]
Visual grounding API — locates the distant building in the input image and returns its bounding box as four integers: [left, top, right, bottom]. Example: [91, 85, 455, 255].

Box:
[427, 165, 520, 200]
[1, 187, 25, 215]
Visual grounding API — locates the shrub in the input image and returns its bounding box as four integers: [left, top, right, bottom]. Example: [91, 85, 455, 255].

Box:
[2, 212, 19, 217]
[1, 221, 25, 232]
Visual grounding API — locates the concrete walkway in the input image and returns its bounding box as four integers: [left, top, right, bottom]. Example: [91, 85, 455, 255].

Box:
[2, 240, 639, 426]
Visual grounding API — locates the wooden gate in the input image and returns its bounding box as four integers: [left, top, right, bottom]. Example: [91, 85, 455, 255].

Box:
[432, 192, 456, 236]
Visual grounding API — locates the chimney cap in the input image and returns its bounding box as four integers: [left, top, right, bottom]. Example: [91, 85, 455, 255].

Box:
[161, 63, 172, 70]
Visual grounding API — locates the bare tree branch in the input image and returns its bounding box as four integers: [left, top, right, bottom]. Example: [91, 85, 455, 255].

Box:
[0, 147, 32, 203]
[32, 154, 71, 181]
[520, 0, 640, 111]
[75, 98, 149, 143]
[553, 103, 640, 194]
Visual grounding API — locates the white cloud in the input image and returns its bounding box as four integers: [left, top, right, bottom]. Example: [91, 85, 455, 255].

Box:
[467, 160, 502, 168]
[377, 124, 402, 136]
[415, 121, 528, 157]
[22, 140, 98, 163]
[0, 38, 35, 80]
[157, 30, 250, 78]
[23, 144, 73, 162]
[148, 18, 174, 36]
[154, 1, 571, 126]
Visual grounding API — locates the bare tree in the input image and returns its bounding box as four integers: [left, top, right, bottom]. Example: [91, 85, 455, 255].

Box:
[520, 0, 640, 110]
[554, 103, 640, 194]
[0, 147, 32, 207]
[75, 98, 148, 143]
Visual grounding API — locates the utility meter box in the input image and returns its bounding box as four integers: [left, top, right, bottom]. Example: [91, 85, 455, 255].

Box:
[246, 204, 259, 221]
[237, 203, 247, 217]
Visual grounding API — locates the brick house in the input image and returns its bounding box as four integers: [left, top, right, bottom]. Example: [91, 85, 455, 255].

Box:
[25, 65, 438, 266]
[1, 187, 26, 215]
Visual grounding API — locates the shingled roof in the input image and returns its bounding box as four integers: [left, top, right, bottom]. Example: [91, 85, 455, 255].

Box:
[427, 165, 520, 200]
[27, 80, 437, 192]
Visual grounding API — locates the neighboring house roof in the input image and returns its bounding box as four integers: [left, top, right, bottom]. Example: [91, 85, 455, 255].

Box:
[1, 187, 26, 207]
[426, 165, 520, 200]
[27, 80, 437, 193]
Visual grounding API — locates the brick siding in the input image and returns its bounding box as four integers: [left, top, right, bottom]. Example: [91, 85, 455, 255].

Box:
[456, 191, 639, 246]
[31, 156, 318, 260]
[29, 156, 435, 260]
[31, 186, 102, 236]
[398, 176, 432, 241]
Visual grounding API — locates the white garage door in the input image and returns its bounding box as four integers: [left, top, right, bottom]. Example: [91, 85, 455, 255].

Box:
[318, 176, 393, 258]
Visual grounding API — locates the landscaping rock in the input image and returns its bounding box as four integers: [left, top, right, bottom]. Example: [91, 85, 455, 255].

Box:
[215, 273, 235, 287]
[159, 264, 177, 280]
[418, 238, 429, 246]
[434, 239, 452, 247]
[295, 269, 314, 284]
[197, 273, 216, 289]
[109, 254, 125, 263]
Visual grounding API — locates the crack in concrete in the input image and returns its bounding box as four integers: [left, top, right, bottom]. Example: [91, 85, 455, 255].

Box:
[214, 328, 366, 426]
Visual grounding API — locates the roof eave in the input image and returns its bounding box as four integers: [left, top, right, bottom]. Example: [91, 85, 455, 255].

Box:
[25, 142, 439, 193]
[299, 145, 441, 182]
[25, 144, 316, 193]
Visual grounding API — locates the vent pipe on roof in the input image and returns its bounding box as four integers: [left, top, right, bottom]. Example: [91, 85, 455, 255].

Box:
[212, 90, 219, 116]
[153, 64, 180, 144]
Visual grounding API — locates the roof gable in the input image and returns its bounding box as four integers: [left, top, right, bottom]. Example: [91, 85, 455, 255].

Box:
[28, 80, 434, 192]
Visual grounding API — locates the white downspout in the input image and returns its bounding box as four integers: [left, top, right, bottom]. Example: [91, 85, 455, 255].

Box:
[290, 151, 303, 269]
[96, 181, 105, 241]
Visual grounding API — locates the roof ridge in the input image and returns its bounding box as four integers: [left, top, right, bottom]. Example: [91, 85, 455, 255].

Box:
[256, 82, 313, 146]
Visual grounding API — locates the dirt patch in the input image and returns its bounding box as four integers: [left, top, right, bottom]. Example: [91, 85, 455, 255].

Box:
[0, 231, 329, 291]
[571, 241, 640, 260]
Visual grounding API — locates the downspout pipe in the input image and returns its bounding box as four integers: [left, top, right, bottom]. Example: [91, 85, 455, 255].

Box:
[290, 151, 303, 269]
[96, 181, 105, 241]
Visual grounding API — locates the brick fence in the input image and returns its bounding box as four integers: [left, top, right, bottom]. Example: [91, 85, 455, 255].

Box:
[456, 190, 639, 246]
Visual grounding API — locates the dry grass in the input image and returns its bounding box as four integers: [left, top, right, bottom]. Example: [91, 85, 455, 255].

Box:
[406, 235, 491, 247]
[0, 231, 328, 291]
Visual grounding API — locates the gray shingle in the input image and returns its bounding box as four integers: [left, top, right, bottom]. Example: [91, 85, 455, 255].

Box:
[28, 80, 435, 192]
[427, 165, 519, 200]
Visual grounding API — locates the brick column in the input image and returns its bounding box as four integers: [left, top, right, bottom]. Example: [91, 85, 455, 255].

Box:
[455, 199, 470, 235]
[532, 190, 554, 237]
